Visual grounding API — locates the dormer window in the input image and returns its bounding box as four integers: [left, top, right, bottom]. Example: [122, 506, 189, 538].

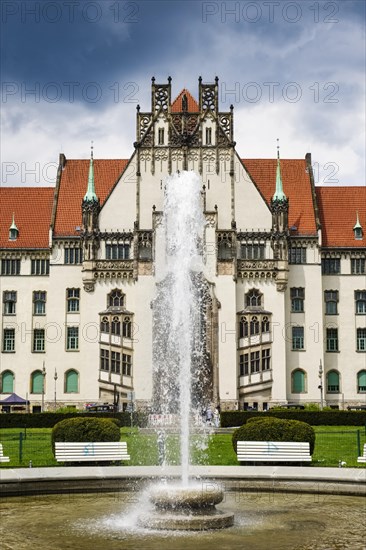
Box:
[8, 213, 19, 241]
[353, 212, 363, 240]
[354, 227, 363, 240]
[158, 128, 165, 145]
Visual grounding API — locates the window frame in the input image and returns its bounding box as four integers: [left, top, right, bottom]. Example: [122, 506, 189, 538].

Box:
[289, 247, 307, 264]
[33, 329, 45, 353]
[3, 291, 17, 315]
[326, 327, 339, 352]
[322, 258, 341, 275]
[66, 326, 79, 351]
[290, 287, 305, 313]
[33, 291, 46, 316]
[3, 328, 15, 352]
[67, 288, 80, 313]
[325, 290, 339, 315]
[357, 328, 366, 352]
[292, 326, 304, 350]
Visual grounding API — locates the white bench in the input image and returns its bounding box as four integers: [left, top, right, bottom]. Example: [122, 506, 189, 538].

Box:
[357, 444, 366, 463]
[55, 441, 130, 463]
[0, 443, 10, 462]
[237, 441, 312, 463]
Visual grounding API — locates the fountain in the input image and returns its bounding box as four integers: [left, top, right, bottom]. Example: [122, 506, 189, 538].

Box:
[141, 170, 234, 529]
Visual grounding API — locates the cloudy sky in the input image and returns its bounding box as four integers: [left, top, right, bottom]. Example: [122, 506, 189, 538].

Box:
[1, 0, 365, 187]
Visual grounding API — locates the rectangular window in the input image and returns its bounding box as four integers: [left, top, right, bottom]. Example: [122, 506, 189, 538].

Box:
[67, 288, 80, 312]
[122, 353, 132, 376]
[322, 258, 341, 274]
[106, 244, 130, 260]
[239, 353, 249, 376]
[66, 327, 79, 350]
[357, 328, 366, 351]
[355, 291, 366, 314]
[290, 287, 305, 312]
[33, 291, 46, 315]
[262, 348, 271, 371]
[326, 328, 339, 352]
[1, 259, 21, 276]
[111, 351, 121, 374]
[31, 259, 49, 275]
[33, 329, 45, 352]
[250, 350, 260, 373]
[100, 349, 109, 371]
[288, 248, 306, 264]
[64, 248, 83, 265]
[241, 244, 265, 260]
[3, 291, 17, 315]
[292, 326, 304, 350]
[351, 258, 365, 274]
[158, 128, 165, 145]
[325, 290, 338, 315]
[205, 127, 212, 145]
[3, 328, 15, 352]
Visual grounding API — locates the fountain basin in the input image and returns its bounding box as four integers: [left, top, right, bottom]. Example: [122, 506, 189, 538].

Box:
[139, 483, 234, 530]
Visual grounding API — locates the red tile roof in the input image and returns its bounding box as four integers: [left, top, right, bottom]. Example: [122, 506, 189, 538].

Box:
[243, 158, 318, 236]
[53, 158, 128, 237]
[0, 187, 54, 249]
[171, 89, 199, 112]
[316, 186, 366, 248]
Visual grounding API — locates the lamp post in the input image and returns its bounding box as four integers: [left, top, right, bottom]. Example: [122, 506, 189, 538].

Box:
[41, 362, 46, 412]
[318, 360, 324, 411]
[54, 369, 58, 411]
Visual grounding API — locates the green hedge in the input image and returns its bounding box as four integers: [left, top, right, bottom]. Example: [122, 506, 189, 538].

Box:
[51, 417, 120, 453]
[232, 417, 316, 454]
[221, 410, 366, 427]
[0, 411, 148, 429]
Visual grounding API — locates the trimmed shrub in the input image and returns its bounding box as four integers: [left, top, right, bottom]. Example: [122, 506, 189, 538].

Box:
[51, 417, 120, 454]
[232, 416, 316, 454]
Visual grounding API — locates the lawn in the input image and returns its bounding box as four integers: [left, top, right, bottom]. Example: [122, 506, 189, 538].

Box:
[0, 426, 364, 468]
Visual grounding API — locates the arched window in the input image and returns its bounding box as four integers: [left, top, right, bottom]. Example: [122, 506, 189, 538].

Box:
[292, 369, 306, 393]
[31, 370, 44, 394]
[327, 370, 340, 393]
[239, 316, 248, 338]
[123, 317, 132, 338]
[65, 370, 79, 393]
[111, 316, 121, 335]
[250, 316, 260, 335]
[261, 316, 270, 333]
[108, 289, 124, 308]
[1, 370, 14, 393]
[357, 370, 366, 393]
[100, 316, 110, 333]
[245, 289, 262, 308]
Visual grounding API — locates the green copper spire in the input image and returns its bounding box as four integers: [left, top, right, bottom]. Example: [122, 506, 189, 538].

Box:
[272, 139, 286, 202]
[83, 142, 98, 202]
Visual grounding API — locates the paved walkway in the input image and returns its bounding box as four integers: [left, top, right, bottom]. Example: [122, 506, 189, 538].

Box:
[1, 465, 365, 497]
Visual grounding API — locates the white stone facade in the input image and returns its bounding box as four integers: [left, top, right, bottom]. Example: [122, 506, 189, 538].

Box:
[1, 79, 365, 412]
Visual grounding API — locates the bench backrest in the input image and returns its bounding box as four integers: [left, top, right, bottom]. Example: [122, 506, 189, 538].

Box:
[55, 441, 129, 459]
[237, 441, 310, 455]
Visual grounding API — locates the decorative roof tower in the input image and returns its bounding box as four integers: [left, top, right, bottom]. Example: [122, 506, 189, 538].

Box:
[81, 143, 100, 290]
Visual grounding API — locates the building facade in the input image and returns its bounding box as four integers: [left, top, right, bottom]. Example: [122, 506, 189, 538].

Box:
[1, 78, 365, 412]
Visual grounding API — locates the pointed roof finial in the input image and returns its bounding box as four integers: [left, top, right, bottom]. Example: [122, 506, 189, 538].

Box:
[353, 210, 362, 230]
[273, 138, 286, 201]
[10, 212, 18, 231]
[83, 141, 98, 202]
